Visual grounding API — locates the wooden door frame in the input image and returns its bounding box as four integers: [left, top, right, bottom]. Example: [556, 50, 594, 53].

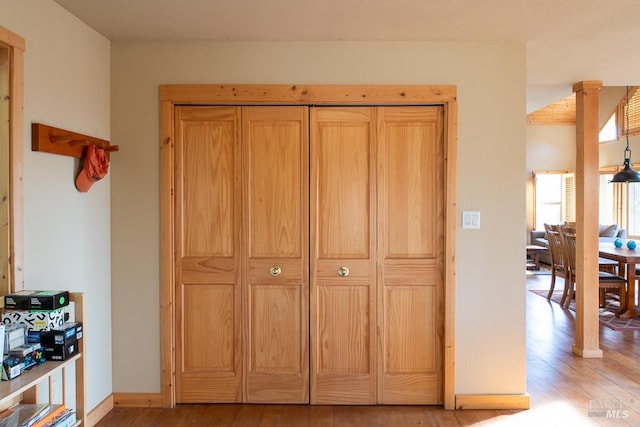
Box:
[0, 26, 25, 294]
[159, 84, 458, 409]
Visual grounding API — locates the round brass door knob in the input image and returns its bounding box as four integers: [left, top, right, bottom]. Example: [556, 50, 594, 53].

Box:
[270, 266, 282, 277]
[337, 266, 350, 277]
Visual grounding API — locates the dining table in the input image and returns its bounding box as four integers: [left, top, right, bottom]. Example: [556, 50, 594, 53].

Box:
[599, 242, 640, 318]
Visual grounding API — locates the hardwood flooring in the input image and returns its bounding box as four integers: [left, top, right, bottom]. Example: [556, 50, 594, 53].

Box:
[96, 272, 640, 426]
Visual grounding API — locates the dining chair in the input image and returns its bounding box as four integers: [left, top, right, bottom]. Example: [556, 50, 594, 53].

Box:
[544, 224, 570, 303]
[559, 225, 626, 310]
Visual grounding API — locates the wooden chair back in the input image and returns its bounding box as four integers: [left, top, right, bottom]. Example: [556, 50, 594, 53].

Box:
[559, 225, 576, 279]
[543, 223, 572, 302]
[544, 224, 565, 273]
[558, 223, 625, 309]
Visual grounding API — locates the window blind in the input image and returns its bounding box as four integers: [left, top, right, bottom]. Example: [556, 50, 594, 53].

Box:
[622, 86, 640, 135]
[562, 173, 575, 222]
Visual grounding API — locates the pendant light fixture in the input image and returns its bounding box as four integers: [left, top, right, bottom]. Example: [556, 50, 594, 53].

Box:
[611, 86, 640, 182]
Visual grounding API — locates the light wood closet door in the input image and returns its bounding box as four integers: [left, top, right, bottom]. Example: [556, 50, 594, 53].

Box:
[243, 107, 309, 403]
[173, 104, 443, 405]
[310, 107, 377, 404]
[174, 106, 242, 403]
[310, 106, 444, 405]
[377, 107, 444, 404]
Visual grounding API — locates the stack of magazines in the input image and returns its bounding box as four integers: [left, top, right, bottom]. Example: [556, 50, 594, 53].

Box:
[0, 403, 76, 427]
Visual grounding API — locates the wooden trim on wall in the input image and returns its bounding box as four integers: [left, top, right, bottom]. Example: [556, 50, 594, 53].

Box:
[443, 100, 457, 410]
[160, 84, 456, 105]
[87, 395, 114, 427]
[0, 26, 25, 52]
[455, 394, 530, 410]
[9, 39, 24, 292]
[0, 26, 25, 293]
[159, 101, 175, 408]
[114, 393, 164, 408]
[159, 84, 458, 408]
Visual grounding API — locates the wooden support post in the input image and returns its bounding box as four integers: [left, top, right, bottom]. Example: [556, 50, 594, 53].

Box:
[572, 81, 603, 358]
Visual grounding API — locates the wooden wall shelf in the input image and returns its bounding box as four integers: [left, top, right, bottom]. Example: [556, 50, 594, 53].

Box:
[31, 123, 119, 159]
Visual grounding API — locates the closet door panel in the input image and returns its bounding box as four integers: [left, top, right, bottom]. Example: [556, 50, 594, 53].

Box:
[378, 107, 444, 404]
[311, 107, 377, 404]
[243, 106, 309, 403]
[316, 120, 371, 259]
[385, 114, 438, 258]
[175, 106, 242, 403]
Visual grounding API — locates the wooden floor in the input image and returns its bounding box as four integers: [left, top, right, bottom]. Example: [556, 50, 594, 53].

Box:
[96, 272, 640, 426]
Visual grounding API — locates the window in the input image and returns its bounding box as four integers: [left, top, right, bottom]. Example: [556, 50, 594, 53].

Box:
[601, 164, 640, 238]
[599, 112, 617, 142]
[598, 88, 640, 237]
[621, 163, 640, 238]
[627, 183, 640, 236]
[622, 86, 640, 136]
[533, 171, 575, 230]
[599, 87, 640, 143]
[599, 171, 616, 225]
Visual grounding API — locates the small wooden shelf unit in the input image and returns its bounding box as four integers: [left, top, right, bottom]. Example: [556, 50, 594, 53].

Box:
[0, 292, 85, 426]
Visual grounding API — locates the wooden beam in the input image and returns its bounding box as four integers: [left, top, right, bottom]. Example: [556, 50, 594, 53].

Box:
[572, 80, 603, 358]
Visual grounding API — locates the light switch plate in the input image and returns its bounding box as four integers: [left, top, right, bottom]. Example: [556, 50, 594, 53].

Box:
[462, 211, 481, 229]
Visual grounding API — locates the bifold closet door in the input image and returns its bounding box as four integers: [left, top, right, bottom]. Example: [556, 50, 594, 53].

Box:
[174, 105, 309, 403]
[173, 104, 443, 405]
[377, 107, 444, 404]
[310, 107, 377, 404]
[310, 106, 445, 405]
[243, 106, 309, 403]
[174, 106, 243, 403]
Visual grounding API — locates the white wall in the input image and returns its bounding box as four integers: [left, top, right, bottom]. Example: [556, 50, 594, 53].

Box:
[111, 41, 527, 396]
[1, 0, 112, 412]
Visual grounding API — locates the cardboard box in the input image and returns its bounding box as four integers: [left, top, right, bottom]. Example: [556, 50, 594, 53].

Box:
[3, 324, 26, 354]
[2, 356, 22, 380]
[40, 322, 82, 347]
[2, 309, 66, 332]
[43, 339, 78, 361]
[26, 330, 40, 344]
[9, 344, 38, 358]
[3, 290, 38, 310]
[29, 291, 70, 311]
[2, 346, 46, 380]
[19, 346, 46, 371]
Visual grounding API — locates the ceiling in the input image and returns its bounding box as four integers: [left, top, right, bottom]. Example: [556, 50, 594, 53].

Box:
[54, 0, 640, 113]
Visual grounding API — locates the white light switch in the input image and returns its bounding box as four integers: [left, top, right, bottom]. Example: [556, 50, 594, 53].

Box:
[462, 211, 481, 229]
